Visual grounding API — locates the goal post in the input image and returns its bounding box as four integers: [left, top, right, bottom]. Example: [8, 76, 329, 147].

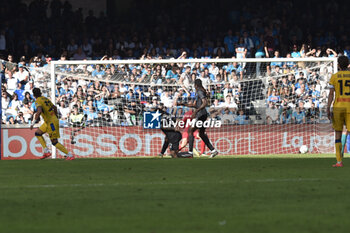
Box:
[46, 57, 337, 158]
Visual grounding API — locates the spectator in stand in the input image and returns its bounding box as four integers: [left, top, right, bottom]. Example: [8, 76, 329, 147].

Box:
[6, 116, 16, 125]
[23, 92, 34, 106]
[284, 53, 297, 69]
[306, 103, 319, 123]
[124, 99, 141, 126]
[213, 40, 226, 57]
[15, 111, 26, 124]
[304, 96, 314, 109]
[83, 97, 95, 113]
[231, 60, 244, 80]
[178, 65, 192, 89]
[279, 104, 292, 124]
[165, 65, 178, 81]
[235, 37, 247, 69]
[344, 44, 350, 58]
[310, 84, 320, 100]
[160, 90, 173, 108]
[295, 83, 308, 101]
[13, 83, 25, 101]
[92, 64, 105, 78]
[292, 102, 306, 124]
[291, 45, 301, 58]
[280, 76, 290, 91]
[242, 31, 254, 57]
[294, 73, 308, 89]
[222, 94, 238, 111]
[224, 29, 235, 55]
[1, 89, 11, 121]
[220, 108, 237, 124]
[267, 89, 281, 104]
[24, 80, 35, 93]
[5, 55, 16, 73]
[82, 38, 93, 58]
[280, 86, 295, 104]
[208, 63, 219, 77]
[270, 65, 282, 77]
[270, 51, 283, 71]
[267, 78, 280, 97]
[197, 70, 211, 90]
[67, 38, 78, 57]
[263, 30, 275, 58]
[6, 92, 21, 117]
[19, 100, 33, 123]
[14, 64, 29, 88]
[58, 100, 70, 125]
[326, 48, 337, 57]
[266, 102, 279, 124]
[235, 109, 248, 125]
[59, 82, 74, 100]
[72, 47, 87, 60]
[292, 107, 305, 125]
[209, 99, 223, 116]
[4, 71, 18, 94]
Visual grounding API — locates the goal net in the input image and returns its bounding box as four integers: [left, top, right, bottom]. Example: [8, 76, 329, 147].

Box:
[1, 57, 337, 159]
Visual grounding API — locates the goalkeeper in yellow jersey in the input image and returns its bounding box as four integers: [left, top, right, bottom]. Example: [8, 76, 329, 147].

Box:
[30, 88, 74, 160]
[327, 55, 350, 167]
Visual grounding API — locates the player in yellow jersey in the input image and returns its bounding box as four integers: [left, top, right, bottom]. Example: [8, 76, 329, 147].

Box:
[327, 56, 350, 167]
[30, 88, 74, 160]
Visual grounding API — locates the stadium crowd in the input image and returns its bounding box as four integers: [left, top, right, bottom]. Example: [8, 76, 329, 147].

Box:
[1, 0, 349, 126]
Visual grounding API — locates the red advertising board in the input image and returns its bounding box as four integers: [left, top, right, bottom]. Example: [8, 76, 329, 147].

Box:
[1, 125, 334, 160]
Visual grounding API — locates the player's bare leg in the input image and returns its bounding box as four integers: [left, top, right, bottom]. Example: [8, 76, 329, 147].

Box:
[179, 138, 188, 151]
[51, 139, 74, 160]
[170, 150, 177, 158]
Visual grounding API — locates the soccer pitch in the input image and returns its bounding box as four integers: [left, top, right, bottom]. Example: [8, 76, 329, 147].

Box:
[0, 155, 349, 233]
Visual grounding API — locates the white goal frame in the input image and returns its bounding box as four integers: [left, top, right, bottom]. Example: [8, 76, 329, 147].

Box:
[49, 57, 338, 158]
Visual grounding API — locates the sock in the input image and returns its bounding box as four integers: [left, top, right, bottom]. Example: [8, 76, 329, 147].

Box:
[189, 134, 194, 152]
[36, 135, 47, 150]
[200, 140, 205, 154]
[341, 134, 347, 155]
[335, 139, 342, 162]
[199, 130, 214, 151]
[55, 143, 69, 155]
[161, 140, 169, 154]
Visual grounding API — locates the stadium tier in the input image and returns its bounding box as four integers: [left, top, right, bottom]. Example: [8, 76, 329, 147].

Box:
[1, 57, 337, 159]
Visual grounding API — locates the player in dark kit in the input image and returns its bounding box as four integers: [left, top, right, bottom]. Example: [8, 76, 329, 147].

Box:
[159, 111, 192, 158]
[180, 79, 218, 158]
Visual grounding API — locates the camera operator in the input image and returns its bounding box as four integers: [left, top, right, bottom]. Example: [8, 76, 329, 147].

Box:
[123, 99, 142, 125]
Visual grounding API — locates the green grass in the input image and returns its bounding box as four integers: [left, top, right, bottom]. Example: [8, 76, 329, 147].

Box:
[0, 155, 349, 233]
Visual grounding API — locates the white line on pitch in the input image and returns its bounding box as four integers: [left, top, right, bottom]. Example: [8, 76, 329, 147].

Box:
[0, 178, 335, 189]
